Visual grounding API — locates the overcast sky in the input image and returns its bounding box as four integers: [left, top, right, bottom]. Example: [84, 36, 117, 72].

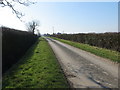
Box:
[0, 1, 118, 34]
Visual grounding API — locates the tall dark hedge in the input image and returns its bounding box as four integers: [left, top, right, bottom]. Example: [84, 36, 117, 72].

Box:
[2, 27, 38, 73]
[52, 33, 120, 52]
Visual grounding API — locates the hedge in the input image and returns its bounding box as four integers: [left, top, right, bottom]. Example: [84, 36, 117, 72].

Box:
[2, 27, 38, 73]
[52, 33, 120, 52]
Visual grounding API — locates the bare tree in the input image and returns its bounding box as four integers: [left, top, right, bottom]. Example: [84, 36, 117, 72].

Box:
[0, 0, 36, 19]
[26, 20, 40, 35]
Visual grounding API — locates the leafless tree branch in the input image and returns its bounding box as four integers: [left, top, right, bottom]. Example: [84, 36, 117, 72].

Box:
[0, 0, 36, 19]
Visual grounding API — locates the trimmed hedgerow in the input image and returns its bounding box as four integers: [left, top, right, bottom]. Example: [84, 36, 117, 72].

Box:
[52, 33, 120, 52]
[2, 27, 38, 73]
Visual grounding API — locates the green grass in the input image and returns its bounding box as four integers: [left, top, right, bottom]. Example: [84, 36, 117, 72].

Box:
[2, 37, 69, 88]
[50, 37, 119, 63]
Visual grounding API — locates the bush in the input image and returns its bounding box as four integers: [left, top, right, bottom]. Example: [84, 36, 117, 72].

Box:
[2, 27, 38, 73]
[52, 32, 120, 52]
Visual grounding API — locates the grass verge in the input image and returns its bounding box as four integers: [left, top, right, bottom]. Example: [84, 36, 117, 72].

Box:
[2, 37, 69, 88]
[50, 37, 119, 63]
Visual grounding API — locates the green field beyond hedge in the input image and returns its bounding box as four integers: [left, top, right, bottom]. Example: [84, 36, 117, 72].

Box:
[3, 37, 69, 88]
[51, 37, 119, 63]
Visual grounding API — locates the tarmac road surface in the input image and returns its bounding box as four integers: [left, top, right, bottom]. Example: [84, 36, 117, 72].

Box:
[45, 37, 119, 88]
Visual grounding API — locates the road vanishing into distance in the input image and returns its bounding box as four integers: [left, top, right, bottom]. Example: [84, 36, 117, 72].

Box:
[45, 37, 119, 88]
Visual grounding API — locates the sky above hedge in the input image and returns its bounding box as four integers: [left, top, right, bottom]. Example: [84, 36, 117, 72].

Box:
[0, 1, 118, 34]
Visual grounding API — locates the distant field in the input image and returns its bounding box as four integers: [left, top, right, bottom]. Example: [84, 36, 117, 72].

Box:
[3, 37, 69, 88]
[50, 37, 119, 63]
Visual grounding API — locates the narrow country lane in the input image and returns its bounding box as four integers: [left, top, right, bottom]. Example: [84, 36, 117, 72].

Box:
[45, 37, 119, 88]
